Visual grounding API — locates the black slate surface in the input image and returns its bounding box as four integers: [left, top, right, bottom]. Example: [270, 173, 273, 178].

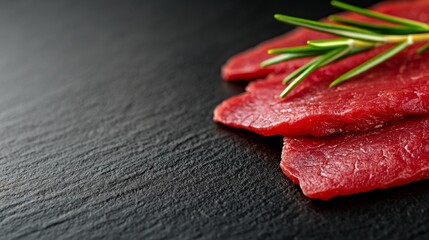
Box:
[1, 0, 429, 239]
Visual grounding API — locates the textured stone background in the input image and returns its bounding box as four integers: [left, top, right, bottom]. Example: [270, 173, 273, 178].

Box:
[1, 0, 429, 239]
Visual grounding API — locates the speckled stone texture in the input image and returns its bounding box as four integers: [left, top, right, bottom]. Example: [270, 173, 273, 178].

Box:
[2, 0, 429, 239]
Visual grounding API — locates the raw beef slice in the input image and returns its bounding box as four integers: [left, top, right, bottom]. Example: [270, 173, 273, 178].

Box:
[215, 43, 429, 137]
[281, 115, 429, 200]
[222, 29, 332, 81]
[222, 0, 429, 81]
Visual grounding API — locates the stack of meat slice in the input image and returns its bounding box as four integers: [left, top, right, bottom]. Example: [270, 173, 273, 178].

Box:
[214, 0, 429, 200]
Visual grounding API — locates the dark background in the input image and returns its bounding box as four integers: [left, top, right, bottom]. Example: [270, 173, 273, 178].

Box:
[1, 0, 429, 239]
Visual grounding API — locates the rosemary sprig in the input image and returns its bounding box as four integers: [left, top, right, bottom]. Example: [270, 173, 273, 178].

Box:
[262, 1, 429, 98]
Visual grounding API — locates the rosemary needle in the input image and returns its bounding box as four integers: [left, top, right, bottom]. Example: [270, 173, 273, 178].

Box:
[329, 40, 412, 87]
[280, 46, 350, 98]
[331, 0, 429, 31]
[260, 1, 429, 98]
[274, 14, 386, 42]
[418, 43, 429, 54]
[328, 15, 428, 35]
[261, 52, 321, 68]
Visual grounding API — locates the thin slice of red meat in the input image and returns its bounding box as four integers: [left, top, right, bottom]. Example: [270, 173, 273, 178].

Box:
[222, 0, 429, 81]
[280, 115, 429, 200]
[222, 29, 332, 81]
[215, 43, 429, 136]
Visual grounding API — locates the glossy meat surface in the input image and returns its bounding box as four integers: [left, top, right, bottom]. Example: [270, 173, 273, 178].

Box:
[280, 115, 429, 200]
[222, 0, 429, 81]
[215, 43, 429, 136]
